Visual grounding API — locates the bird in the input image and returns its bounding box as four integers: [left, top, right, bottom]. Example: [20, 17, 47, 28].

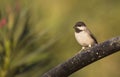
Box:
[73, 21, 98, 50]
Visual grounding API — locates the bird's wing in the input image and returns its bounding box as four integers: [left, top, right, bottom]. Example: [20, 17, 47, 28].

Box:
[90, 34, 98, 44]
[86, 29, 98, 44]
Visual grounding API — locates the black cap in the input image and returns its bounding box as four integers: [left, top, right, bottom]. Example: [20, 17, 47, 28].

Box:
[74, 21, 86, 27]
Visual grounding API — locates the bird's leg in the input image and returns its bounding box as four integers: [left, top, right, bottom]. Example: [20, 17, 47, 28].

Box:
[80, 45, 92, 52]
[79, 47, 85, 52]
[88, 44, 92, 48]
[81, 47, 85, 50]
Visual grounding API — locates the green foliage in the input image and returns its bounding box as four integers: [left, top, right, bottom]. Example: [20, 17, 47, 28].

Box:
[0, 3, 57, 77]
[0, 0, 120, 77]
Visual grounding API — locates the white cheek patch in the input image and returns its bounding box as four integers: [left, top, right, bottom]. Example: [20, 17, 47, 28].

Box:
[77, 26, 86, 30]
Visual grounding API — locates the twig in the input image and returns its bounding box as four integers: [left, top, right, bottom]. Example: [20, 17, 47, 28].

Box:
[41, 36, 120, 77]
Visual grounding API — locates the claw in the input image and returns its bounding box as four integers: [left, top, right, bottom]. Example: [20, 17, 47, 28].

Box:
[82, 47, 85, 50]
[88, 44, 92, 47]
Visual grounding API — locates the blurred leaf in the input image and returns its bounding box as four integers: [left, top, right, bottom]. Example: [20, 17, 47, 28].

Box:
[13, 9, 29, 47]
[0, 2, 57, 77]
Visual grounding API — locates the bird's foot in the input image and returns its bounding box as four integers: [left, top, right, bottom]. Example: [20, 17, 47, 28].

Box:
[82, 47, 85, 50]
[80, 45, 92, 52]
[79, 47, 86, 52]
[88, 44, 92, 47]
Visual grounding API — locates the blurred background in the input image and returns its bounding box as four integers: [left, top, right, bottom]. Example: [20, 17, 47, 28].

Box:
[0, 0, 120, 77]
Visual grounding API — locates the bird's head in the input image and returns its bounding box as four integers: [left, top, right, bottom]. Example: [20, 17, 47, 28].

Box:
[73, 21, 86, 32]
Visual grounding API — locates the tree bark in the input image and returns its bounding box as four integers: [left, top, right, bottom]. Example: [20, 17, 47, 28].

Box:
[41, 36, 120, 77]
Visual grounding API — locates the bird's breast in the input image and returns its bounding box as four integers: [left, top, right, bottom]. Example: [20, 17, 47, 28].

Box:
[75, 31, 94, 46]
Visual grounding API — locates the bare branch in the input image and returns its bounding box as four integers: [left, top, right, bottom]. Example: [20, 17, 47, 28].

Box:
[42, 36, 120, 77]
